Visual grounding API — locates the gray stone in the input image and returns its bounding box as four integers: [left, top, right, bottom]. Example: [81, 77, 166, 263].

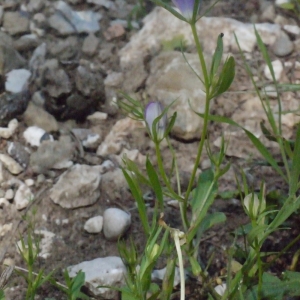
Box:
[0, 6, 4, 25]
[0, 43, 26, 74]
[67, 256, 126, 298]
[3, 12, 30, 35]
[13, 34, 40, 52]
[23, 126, 49, 147]
[82, 33, 99, 56]
[43, 60, 71, 97]
[5, 69, 31, 93]
[103, 208, 131, 240]
[50, 1, 101, 35]
[7, 142, 30, 169]
[48, 37, 79, 61]
[0, 90, 30, 127]
[75, 65, 105, 99]
[27, 0, 44, 12]
[48, 13, 76, 35]
[50, 164, 102, 208]
[146, 51, 209, 140]
[29, 140, 74, 174]
[272, 32, 294, 57]
[23, 102, 59, 132]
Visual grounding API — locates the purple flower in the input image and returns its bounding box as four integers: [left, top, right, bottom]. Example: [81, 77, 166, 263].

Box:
[172, 0, 200, 21]
[145, 102, 167, 141]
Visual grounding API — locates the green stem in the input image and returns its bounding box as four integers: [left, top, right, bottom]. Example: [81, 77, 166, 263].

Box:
[184, 23, 211, 221]
[155, 143, 188, 229]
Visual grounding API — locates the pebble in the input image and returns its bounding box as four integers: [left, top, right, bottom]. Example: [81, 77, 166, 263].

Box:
[23, 102, 59, 132]
[104, 24, 126, 41]
[0, 198, 9, 207]
[3, 12, 30, 35]
[5, 69, 31, 93]
[25, 178, 35, 186]
[264, 60, 283, 81]
[87, 112, 108, 124]
[5, 189, 14, 200]
[23, 126, 48, 147]
[0, 223, 13, 237]
[34, 230, 55, 259]
[272, 32, 294, 57]
[82, 33, 100, 56]
[84, 216, 103, 233]
[0, 119, 18, 139]
[14, 184, 33, 210]
[103, 208, 131, 240]
[7, 142, 30, 169]
[0, 154, 23, 175]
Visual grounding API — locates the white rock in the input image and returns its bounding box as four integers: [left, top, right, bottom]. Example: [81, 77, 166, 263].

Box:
[84, 216, 103, 233]
[14, 184, 33, 210]
[283, 24, 300, 35]
[5, 69, 31, 93]
[0, 198, 9, 207]
[87, 111, 108, 124]
[0, 154, 23, 175]
[25, 178, 35, 186]
[5, 189, 14, 200]
[82, 133, 101, 149]
[67, 256, 126, 297]
[103, 208, 131, 240]
[50, 164, 102, 208]
[0, 119, 18, 139]
[215, 283, 227, 296]
[34, 230, 55, 259]
[23, 126, 47, 147]
[152, 267, 181, 287]
[0, 223, 13, 237]
[264, 60, 283, 81]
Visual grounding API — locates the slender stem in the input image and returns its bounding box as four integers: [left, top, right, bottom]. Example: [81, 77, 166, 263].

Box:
[173, 231, 185, 300]
[184, 23, 211, 217]
[155, 142, 187, 227]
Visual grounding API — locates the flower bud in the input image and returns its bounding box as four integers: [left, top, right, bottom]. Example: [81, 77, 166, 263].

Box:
[172, 0, 200, 22]
[144, 101, 167, 142]
[243, 193, 260, 217]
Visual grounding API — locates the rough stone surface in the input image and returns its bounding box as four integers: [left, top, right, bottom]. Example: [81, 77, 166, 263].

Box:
[84, 216, 103, 233]
[5, 69, 31, 93]
[23, 102, 59, 132]
[0, 119, 18, 139]
[103, 208, 131, 240]
[3, 12, 30, 35]
[29, 140, 74, 174]
[0, 154, 23, 175]
[14, 184, 33, 210]
[147, 51, 209, 140]
[272, 32, 294, 56]
[50, 164, 102, 208]
[68, 256, 126, 298]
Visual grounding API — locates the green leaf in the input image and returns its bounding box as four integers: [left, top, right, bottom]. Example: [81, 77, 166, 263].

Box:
[282, 271, 300, 296]
[209, 56, 235, 99]
[122, 169, 150, 235]
[210, 33, 224, 81]
[289, 124, 300, 195]
[187, 169, 218, 244]
[146, 158, 164, 210]
[194, 112, 287, 181]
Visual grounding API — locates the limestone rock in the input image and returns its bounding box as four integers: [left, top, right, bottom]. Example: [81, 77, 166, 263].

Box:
[103, 208, 131, 240]
[67, 256, 126, 298]
[147, 51, 209, 140]
[84, 216, 103, 233]
[50, 164, 102, 208]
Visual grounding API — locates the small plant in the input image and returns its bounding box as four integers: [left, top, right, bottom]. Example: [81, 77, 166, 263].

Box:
[118, 0, 300, 299]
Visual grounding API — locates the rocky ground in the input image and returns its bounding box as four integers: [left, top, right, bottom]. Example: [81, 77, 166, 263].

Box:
[0, 0, 300, 299]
